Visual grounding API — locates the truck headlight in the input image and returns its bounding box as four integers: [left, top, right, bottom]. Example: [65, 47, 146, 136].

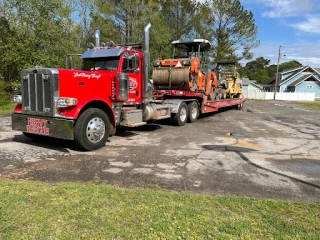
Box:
[13, 95, 22, 104]
[56, 98, 77, 108]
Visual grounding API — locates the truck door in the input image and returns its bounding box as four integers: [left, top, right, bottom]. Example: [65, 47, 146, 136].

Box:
[122, 52, 142, 103]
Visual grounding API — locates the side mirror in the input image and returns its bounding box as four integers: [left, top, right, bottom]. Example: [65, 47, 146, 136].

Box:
[133, 68, 140, 74]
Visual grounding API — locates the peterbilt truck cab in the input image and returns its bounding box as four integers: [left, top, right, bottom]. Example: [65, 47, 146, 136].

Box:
[12, 23, 171, 150]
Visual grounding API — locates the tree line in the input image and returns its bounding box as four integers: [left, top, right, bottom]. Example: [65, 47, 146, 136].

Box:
[0, 0, 258, 99]
[238, 57, 303, 84]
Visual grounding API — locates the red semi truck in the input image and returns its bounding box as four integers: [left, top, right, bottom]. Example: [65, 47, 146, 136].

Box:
[12, 23, 245, 151]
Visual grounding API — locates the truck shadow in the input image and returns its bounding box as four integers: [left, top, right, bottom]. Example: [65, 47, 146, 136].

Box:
[11, 124, 163, 152]
[12, 134, 77, 152]
[115, 123, 163, 137]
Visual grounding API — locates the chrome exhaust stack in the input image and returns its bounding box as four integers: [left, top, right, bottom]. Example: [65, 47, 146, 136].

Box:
[94, 30, 100, 47]
[143, 23, 151, 105]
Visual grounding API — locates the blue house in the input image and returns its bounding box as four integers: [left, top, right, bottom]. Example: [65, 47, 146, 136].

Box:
[242, 78, 264, 92]
[264, 66, 320, 99]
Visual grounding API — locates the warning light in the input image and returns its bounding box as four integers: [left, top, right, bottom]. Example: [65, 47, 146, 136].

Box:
[175, 61, 182, 68]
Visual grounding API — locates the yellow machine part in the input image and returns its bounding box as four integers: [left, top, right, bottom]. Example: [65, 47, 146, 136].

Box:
[224, 73, 242, 97]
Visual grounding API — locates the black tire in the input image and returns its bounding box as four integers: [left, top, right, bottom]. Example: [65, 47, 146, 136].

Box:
[74, 108, 110, 151]
[187, 101, 199, 123]
[171, 102, 188, 126]
[238, 103, 244, 111]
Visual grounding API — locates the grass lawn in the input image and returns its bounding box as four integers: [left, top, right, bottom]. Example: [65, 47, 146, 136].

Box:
[0, 103, 16, 115]
[292, 101, 320, 108]
[0, 180, 319, 239]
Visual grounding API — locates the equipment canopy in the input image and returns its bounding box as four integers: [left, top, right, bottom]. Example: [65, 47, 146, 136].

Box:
[171, 39, 211, 52]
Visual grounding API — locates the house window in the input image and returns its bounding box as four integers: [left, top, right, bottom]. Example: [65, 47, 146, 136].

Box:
[306, 85, 313, 89]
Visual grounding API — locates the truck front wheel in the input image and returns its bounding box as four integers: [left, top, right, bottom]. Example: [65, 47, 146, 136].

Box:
[172, 102, 188, 126]
[74, 108, 110, 151]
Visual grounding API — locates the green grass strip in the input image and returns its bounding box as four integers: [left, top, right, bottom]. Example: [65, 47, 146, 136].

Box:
[0, 103, 16, 115]
[0, 180, 319, 239]
[292, 101, 320, 108]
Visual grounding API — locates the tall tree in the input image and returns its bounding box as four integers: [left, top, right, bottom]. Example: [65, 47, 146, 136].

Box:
[4, 0, 80, 67]
[278, 60, 303, 72]
[205, 0, 259, 62]
[159, 0, 204, 40]
[1, 0, 82, 88]
[91, 0, 169, 61]
[241, 57, 270, 83]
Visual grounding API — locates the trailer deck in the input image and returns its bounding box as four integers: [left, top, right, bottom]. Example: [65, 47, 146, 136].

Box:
[153, 89, 246, 114]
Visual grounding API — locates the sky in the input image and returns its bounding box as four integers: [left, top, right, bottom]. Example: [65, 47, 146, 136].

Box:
[199, 0, 320, 67]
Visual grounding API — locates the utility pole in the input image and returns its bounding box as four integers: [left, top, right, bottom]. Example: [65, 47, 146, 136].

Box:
[274, 45, 283, 100]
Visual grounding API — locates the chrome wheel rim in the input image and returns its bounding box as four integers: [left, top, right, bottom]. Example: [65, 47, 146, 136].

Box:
[86, 117, 105, 143]
[180, 107, 187, 122]
[191, 105, 198, 119]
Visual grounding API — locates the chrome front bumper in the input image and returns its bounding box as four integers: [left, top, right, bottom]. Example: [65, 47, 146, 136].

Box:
[12, 113, 74, 140]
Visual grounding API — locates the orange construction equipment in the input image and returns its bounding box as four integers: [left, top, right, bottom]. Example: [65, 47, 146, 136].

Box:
[152, 39, 218, 100]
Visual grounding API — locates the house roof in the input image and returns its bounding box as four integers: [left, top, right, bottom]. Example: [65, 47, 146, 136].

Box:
[280, 66, 305, 75]
[250, 80, 263, 90]
[265, 66, 320, 86]
[287, 74, 320, 87]
[265, 75, 276, 85]
[242, 78, 263, 89]
[242, 78, 250, 85]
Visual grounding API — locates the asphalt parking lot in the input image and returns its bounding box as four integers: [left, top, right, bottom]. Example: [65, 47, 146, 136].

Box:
[0, 100, 319, 203]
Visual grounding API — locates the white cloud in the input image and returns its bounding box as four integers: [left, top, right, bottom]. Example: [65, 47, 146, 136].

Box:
[291, 16, 320, 34]
[240, 41, 320, 67]
[260, 0, 314, 18]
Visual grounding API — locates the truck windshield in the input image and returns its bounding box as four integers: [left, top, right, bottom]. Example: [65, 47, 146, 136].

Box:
[82, 57, 120, 71]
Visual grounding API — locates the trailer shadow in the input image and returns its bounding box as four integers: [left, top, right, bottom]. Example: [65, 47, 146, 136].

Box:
[199, 106, 239, 119]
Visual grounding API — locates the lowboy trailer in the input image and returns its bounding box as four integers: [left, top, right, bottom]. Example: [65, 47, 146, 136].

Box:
[12, 23, 245, 151]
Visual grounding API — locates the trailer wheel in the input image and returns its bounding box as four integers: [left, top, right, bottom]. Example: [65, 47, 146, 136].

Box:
[238, 103, 243, 111]
[172, 102, 188, 126]
[188, 101, 199, 123]
[74, 108, 110, 151]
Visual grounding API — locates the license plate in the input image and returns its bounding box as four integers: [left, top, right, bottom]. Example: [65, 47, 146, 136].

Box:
[26, 117, 50, 136]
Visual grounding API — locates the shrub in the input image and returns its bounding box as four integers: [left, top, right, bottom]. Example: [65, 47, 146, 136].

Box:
[0, 81, 12, 106]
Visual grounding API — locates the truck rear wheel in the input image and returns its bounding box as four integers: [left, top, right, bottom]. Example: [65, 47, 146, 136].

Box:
[74, 108, 110, 151]
[172, 102, 188, 126]
[188, 101, 199, 123]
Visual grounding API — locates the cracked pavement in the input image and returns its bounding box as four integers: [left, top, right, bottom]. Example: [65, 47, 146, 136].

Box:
[0, 100, 319, 203]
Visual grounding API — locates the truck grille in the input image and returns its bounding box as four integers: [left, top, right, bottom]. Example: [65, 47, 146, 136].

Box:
[22, 70, 55, 114]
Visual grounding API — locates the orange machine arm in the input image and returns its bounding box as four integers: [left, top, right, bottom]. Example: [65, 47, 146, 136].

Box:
[205, 71, 218, 96]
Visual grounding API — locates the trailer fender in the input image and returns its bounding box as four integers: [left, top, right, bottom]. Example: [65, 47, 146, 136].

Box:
[167, 99, 198, 113]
